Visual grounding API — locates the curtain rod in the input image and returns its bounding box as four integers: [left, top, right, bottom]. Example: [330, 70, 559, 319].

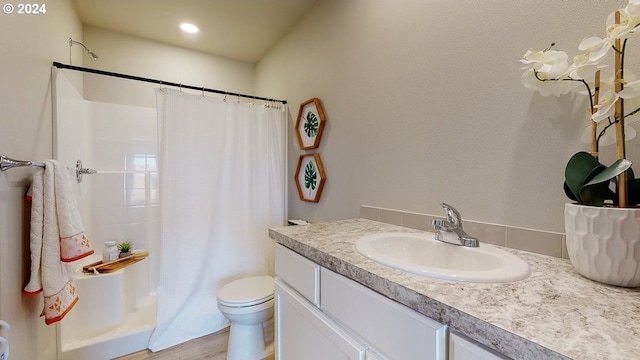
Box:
[52, 62, 287, 104]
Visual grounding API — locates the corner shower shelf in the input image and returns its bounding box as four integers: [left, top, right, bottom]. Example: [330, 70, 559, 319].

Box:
[83, 251, 149, 274]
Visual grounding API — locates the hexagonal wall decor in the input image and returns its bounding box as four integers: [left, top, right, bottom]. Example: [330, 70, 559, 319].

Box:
[295, 97, 326, 149]
[295, 153, 326, 202]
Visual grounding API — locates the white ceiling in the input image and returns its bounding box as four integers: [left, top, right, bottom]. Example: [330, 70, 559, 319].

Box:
[72, 0, 318, 63]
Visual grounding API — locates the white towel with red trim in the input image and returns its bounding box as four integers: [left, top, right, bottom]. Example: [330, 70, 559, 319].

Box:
[23, 160, 94, 325]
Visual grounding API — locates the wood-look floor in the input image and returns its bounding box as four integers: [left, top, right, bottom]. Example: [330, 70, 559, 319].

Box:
[116, 322, 274, 360]
[116, 328, 230, 360]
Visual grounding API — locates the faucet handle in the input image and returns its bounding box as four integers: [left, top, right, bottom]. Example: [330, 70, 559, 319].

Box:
[432, 218, 447, 231]
[431, 218, 446, 241]
[440, 202, 462, 227]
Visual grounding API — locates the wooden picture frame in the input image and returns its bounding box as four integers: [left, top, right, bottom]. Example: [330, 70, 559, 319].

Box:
[295, 98, 326, 149]
[294, 153, 326, 202]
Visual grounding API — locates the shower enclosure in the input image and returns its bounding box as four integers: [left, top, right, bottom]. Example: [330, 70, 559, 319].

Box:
[53, 68, 159, 360]
[50, 62, 287, 359]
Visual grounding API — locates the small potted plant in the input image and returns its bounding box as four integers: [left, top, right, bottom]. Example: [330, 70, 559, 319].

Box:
[118, 241, 132, 258]
[520, 0, 640, 287]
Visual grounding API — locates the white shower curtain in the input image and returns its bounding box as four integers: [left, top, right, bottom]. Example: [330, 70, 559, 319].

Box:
[149, 88, 287, 351]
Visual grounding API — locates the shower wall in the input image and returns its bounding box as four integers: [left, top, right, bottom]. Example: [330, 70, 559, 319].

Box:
[53, 69, 159, 359]
[54, 68, 159, 292]
[85, 100, 159, 299]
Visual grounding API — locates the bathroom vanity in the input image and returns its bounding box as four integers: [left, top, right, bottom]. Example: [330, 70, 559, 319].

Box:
[270, 219, 640, 360]
[275, 243, 503, 360]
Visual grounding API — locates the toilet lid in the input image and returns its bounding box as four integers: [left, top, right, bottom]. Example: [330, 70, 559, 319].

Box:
[217, 275, 274, 307]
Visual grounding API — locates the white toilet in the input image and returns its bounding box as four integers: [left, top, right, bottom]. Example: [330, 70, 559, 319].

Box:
[217, 275, 274, 360]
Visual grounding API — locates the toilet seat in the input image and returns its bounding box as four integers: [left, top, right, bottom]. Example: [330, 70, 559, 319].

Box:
[217, 275, 274, 308]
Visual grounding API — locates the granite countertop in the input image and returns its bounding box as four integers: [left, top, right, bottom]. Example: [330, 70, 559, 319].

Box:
[268, 218, 640, 360]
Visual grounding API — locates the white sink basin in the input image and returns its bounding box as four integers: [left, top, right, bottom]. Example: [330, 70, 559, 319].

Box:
[355, 232, 530, 283]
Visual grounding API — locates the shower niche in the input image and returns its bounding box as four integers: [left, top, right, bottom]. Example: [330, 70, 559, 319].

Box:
[53, 68, 159, 360]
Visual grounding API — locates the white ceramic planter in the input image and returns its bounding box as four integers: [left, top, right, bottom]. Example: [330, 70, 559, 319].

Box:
[564, 203, 640, 287]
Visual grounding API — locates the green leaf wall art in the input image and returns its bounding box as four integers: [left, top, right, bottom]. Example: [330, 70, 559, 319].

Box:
[304, 112, 319, 138]
[295, 98, 326, 149]
[304, 161, 317, 190]
[294, 98, 327, 202]
[295, 153, 326, 202]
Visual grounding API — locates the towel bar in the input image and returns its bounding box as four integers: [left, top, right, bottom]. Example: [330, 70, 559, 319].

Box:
[0, 155, 45, 171]
[1, 156, 98, 184]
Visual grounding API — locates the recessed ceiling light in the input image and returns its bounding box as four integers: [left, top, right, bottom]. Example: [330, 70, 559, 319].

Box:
[180, 23, 199, 34]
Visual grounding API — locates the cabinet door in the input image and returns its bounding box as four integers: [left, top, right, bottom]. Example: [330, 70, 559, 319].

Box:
[321, 268, 447, 360]
[275, 279, 366, 360]
[449, 332, 509, 360]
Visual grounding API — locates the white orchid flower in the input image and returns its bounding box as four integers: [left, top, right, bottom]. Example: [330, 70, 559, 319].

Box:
[619, 79, 640, 99]
[521, 0, 640, 165]
[606, 7, 640, 39]
[627, 0, 640, 19]
[567, 52, 608, 80]
[520, 49, 570, 76]
[578, 37, 612, 64]
[520, 49, 577, 96]
[591, 86, 619, 122]
[581, 122, 636, 145]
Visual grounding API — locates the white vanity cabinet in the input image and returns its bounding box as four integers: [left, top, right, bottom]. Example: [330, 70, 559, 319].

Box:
[275, 243, 447, 360]
[275, 244, 366, 360]
[449, 331, 509, 360]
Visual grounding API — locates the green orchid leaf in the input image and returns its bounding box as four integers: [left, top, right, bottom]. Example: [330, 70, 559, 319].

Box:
[565, 152, 604, 203]
[564, 182, 579, 202]
[577, 159, 632, 206]
[583, 159, 632, 187]
[579, 183, 615, 206]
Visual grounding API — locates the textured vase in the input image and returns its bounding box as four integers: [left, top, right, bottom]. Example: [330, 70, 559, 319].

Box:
[564, 203, 640, 287]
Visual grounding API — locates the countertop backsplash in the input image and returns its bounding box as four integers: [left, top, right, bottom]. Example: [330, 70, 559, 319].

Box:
[361, 205, 567, 259]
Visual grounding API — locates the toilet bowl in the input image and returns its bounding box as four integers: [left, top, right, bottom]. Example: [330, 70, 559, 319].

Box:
[217, 275, 274, 360]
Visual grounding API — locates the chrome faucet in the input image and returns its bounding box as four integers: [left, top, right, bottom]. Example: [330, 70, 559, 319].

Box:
[431, 203, 479, 247]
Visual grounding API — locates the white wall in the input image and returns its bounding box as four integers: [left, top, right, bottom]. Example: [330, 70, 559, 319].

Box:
[0, 1, 82, 359]
[81, 26, 255, 107]
[256, 0, 636, 233]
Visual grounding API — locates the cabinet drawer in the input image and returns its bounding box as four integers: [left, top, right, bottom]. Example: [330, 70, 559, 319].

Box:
[275, 244, 320, 306]
[449, 331, 509, 360]
[365, 349, 390, 360]
[321, 268, 446, 360]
